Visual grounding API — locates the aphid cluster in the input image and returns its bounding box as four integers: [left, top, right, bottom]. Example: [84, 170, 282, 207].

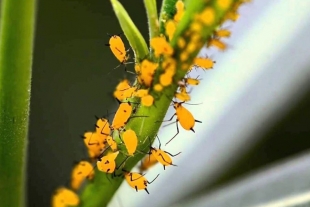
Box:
[51, 0, 249, 206]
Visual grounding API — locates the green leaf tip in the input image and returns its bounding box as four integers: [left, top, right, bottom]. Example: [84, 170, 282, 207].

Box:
[110, 0, 149, 62]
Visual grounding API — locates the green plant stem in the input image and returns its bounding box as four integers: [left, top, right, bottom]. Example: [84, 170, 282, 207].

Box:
[0, 0, 36, 206]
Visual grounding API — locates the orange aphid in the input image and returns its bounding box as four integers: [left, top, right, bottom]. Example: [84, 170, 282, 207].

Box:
[133, 89, 149, 98]
[165, 20, 176, 41]
[160, 72, 173, 87]
[217, 0, 232, 9]
[106, 135, 118, 151]
[149, 136, 181, 170]
[141, 95, 154, 107]
[214, 29, 231, 38]
[139, 153, 158, 172]
[197, 7, 215, 26]
[105, 34, 132, 72]
[193, 57, 215, 70]
[208, 38, 227, 50]
[83, 132, 105, 158]
[224, 11, 239, 22]
[177, 37, 186, 49]
[175, 92, 190, 102]
[95, 117, 111, 141]
[111, 102, 133, 131]
[51, 187, 79, 207]
[150, 36, 174, 58]
[123, 170, 159, 194]
[163, 101, 202, 145]
[113, 79, 132, 101]
[174, 0, 184, 23]
[122, 129, 138, 156]
[153, 84, 163, 92]
[71, 161, 94, 191]
[97, 151, 119, 173]
[136, 59, 158, 87]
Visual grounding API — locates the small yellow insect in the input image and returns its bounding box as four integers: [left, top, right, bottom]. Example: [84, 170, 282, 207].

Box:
[123, 170, 159, 194]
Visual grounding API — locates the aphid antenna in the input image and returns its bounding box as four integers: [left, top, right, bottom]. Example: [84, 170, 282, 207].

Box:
[183, 102, 203, 106]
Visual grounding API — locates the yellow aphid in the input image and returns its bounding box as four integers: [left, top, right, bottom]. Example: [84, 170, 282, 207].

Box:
[122, 87, 136, 99]
[111, 102, 133, 131]
[160, 72, 173, 87]
[180, 52, 189, 62]
[164, 101, 202, 145]
[174, 0, 184, 23]
[177, 37, 186, 49]
[141, 95, 154, 107]
[162, 57, 176, 73]
[153, 84, 163, 92]
[122, 129, 138, 156]
[106, 136, 118, 151]
[208, 38, 227, 50]
[113, 79, 132, 101]
[83, 132, 105, 158]
[217, 0, 232, 9]
[150, 36, 174, 58]
[71, 161, 94, 191]
[182, 63, 190, 71]
[175, 92, 190, 102]
[149, 136, 181, 170]
[136, 59, 158, 87]
[175, 0, 184, 12]
[97, 151, 119, 173]
[224, 11, 239, 22]
[134, 89, 149, 98]
[165, 20, 176, 41]
[186, 41, 197, 53]
[190, 22, 202, 32]
[139, 153, 158, 172]
[214, 29, 231, 38]
[116, 79, 131, 91]
[52, 187, 79, 207]
[198, 7, 215, 25]
[123, 170, 159, 194]
[193, 57, 215, 70]
[95, 118, 111, 140]
[184, 78, 200, 86]
[105, 34, 130, 70]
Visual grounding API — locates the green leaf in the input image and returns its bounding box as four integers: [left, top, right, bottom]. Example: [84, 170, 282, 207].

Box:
[0, 0, 36, 206]
[110, 0, 149, 61]
[144, 0, 159, 40]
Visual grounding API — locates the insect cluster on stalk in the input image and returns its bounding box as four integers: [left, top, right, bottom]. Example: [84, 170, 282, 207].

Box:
[51, 0, 250, 206]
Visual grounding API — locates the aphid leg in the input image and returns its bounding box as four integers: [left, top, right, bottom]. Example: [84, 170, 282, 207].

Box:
[135, 186, 138, 192]
[165, 151, 181, 157]
[116, 156, 129, 170]
[148, 174, 160, 184]
[158, 153, 177, 168]
[106, 173, 112, 184]
[165, 120, 180, 146]
[130, 173, 145, 182]
[88, 132, 100, 146]
[156, 113, 176, 124]
[156, 135, 162, 149]
[145, 188, 150, 194]
[195, 119, 202, 123]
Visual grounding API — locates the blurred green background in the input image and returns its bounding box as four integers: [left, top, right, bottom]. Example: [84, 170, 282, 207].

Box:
[27, 0, 310, 206]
